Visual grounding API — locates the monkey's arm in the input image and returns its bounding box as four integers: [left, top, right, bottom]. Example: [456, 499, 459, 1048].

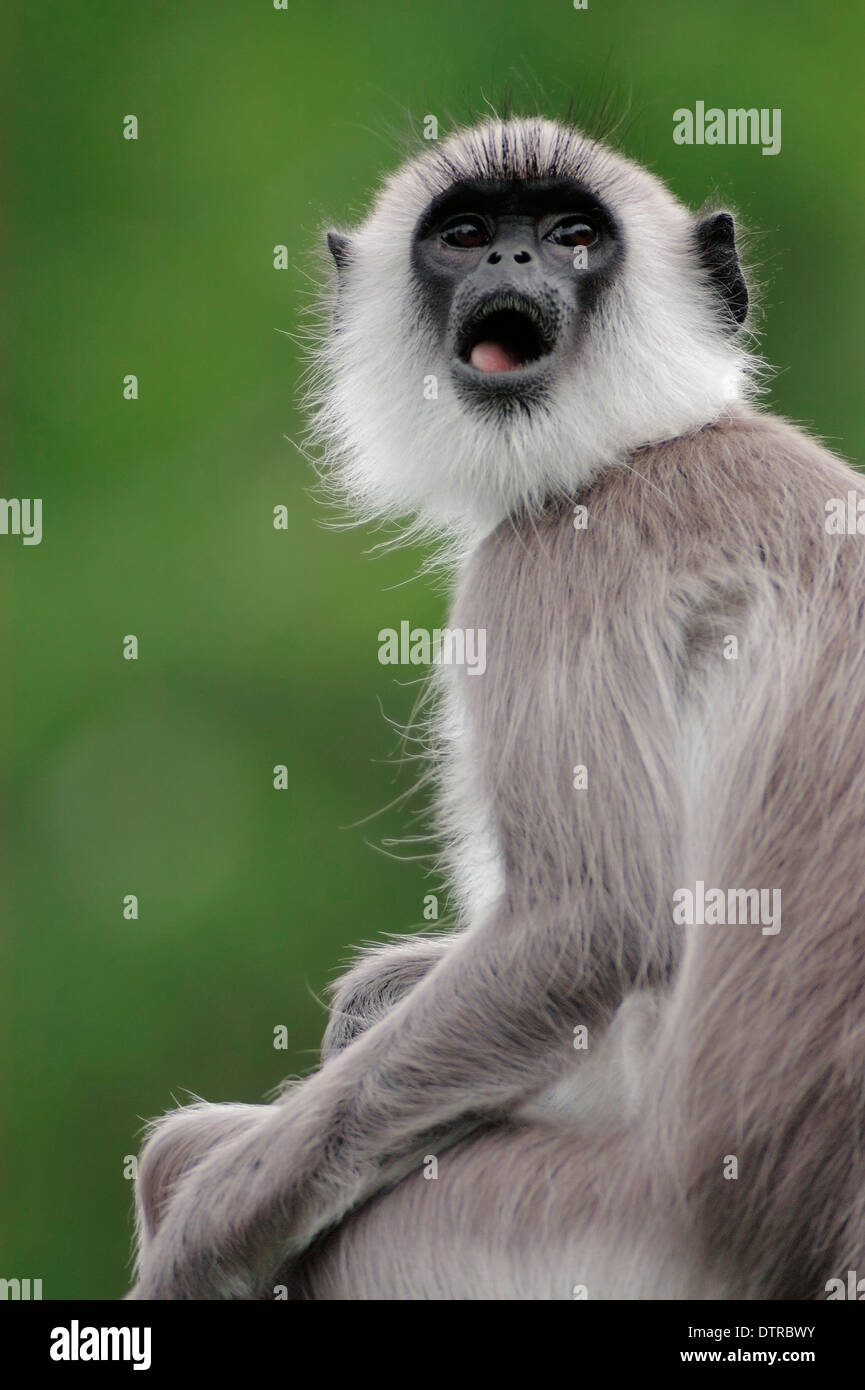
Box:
[128, 893, 641, 1300]
[128, 513, 685, 1297]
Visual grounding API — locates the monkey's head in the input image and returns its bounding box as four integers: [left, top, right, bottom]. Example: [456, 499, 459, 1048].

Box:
[314, 118, 753, 537]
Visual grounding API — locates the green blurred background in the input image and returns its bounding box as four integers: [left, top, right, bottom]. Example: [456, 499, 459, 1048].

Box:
[4, 0, 864, 1298]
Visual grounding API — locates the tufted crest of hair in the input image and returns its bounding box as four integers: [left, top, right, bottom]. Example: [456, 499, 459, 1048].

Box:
[306, 117, 759, 545]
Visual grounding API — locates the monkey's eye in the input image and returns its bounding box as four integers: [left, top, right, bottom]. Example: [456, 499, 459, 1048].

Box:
[440, 216, 491, 249]
[546, 217, 598, 249]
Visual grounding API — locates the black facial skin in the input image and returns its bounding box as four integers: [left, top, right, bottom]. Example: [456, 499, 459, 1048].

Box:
[326, 180, 746, 412]
[410, 177, 622, 408]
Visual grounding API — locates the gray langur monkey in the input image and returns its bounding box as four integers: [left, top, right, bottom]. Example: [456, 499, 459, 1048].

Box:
[128, 117, 865, 1301]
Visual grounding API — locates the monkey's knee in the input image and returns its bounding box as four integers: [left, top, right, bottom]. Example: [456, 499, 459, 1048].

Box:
[321, 938, 452, 1062]
[321, 967, 419, 1060]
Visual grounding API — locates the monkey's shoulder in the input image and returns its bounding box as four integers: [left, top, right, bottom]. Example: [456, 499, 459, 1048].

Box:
[462, 408, 865, 628]
[505, 410, 859, 552]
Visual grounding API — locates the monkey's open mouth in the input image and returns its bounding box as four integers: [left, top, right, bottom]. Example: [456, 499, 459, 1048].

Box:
[458, 297, 554, 374]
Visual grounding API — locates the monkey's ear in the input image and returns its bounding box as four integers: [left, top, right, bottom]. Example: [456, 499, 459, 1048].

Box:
[694, 211, 748, 329]
[327, 230, 354, 275]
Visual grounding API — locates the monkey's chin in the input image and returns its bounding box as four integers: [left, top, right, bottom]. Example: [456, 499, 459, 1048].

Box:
[451, 354, 554, 404]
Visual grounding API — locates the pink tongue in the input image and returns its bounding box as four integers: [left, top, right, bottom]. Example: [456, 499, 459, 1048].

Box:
[470, 340, 522, 372]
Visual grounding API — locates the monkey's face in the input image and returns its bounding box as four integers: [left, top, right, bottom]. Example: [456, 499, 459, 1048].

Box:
[315, 119, 751, 536]
[411, 177, 620, 409]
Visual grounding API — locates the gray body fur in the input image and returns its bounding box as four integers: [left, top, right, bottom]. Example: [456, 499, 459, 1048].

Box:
[128, 122, 865, 1301]
[297, 408, 865, 1300]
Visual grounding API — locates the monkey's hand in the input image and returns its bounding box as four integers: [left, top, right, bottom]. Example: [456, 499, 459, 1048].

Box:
[126, 1067, 429, 1301]
[127, 1101, 273, 1298]
[127, 1103, 288, 1300]
[322, 932, 457, 1060]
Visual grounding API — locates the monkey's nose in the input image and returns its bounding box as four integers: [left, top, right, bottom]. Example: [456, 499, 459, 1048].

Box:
[486, 249, 533, 265]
